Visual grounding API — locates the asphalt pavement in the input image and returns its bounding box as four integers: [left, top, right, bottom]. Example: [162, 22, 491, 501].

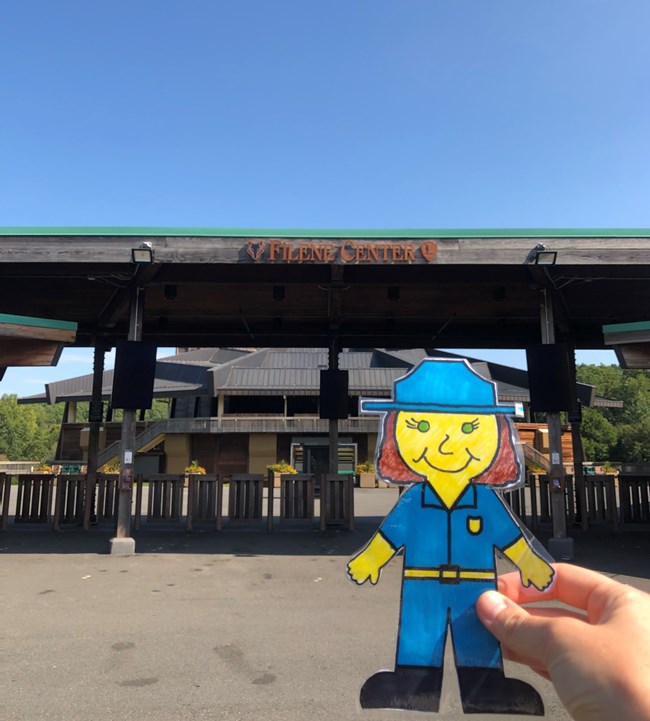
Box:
[3, 488, 649, 721]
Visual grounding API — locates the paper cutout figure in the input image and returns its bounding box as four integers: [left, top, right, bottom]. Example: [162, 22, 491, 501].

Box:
[347, 358, 555, 715]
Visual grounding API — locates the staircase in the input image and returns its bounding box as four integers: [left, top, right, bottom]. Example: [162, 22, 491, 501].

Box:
[97, 417, 224, 467]
[522, 443, 551, 473]
[98, 421, 168, 467]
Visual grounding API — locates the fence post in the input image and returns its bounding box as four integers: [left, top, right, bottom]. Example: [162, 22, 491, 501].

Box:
[216, 474, 224, 531]
[134, 475, 143, 530]
[606, 475, 619, 531]
[319, 473, 327, 532]
[267, 471, 274, 532]
[1, 473, 10, 531]
[186, 474, 194, 531]
[347, 473, 355, 531]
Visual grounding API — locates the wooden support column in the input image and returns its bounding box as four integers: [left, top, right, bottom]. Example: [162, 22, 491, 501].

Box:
[110, 284, 144, 555]
[327, 265, 344, 476]
[328, 339, 340, 475]
[567, 344, 589, 532]
[540, 289, 574, 559]
[83, 342, 106, 529]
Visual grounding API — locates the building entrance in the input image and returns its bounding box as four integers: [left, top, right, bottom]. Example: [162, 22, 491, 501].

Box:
[291, 441, 357, 475]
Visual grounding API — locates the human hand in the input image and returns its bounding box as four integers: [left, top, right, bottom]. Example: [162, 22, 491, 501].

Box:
[476, 564, 650, 721]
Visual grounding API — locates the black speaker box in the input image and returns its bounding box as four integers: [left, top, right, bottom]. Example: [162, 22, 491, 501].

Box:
[111, 341, 157, 409]
[319, 369, 349, 420]
[525, 343, 572, 413]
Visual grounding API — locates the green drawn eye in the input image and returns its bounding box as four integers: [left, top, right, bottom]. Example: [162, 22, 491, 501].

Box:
[462, 419, 479, 434]
[405, 417, 431, 432]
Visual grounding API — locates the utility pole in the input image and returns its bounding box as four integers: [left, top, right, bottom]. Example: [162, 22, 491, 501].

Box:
[540, 289, 574, 560]
[567, 344, 589, 532]
[328, 338, 340, 475]
[83, 342, 106, 529]
[109, 284, 144, 555]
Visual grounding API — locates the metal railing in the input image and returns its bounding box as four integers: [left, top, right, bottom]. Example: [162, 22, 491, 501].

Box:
[97, 415, 379, 467]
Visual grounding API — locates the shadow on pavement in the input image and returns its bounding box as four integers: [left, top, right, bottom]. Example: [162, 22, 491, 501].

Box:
[2, 521, 649, 581]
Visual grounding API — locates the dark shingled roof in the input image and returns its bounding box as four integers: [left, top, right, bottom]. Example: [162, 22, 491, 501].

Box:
[18, 347, 622, 409]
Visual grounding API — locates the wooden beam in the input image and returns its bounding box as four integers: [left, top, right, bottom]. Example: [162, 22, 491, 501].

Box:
[0, 313, 77, 342]
[1, 235, 649, 266]
[96, 265, 160, 328]
[611, 343, 650, 369]
[0, 338, 64, 366]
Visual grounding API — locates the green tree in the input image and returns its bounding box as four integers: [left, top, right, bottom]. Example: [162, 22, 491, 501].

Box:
[575, 365, 650, 463]
[0, 395, 65, 461]
[579, 407, 618, 462]
[0, 394, 169, 462]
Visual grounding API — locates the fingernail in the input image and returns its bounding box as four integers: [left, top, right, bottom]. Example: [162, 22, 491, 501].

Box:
[479, 590, 508, 623]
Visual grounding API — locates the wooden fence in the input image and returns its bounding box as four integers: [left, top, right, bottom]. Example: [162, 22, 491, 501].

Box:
[186, 474, 222, 531]
[319, 473, 355, 531]
[13, 474, 56, 524]
[1, 471, 648, 533]
[507, 473, 650, 532]
[1, 473, 10, 531]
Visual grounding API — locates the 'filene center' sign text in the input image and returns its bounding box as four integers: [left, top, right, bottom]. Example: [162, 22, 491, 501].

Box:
[246, 238, 438, 264]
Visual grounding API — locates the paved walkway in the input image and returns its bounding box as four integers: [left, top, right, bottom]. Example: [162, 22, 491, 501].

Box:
[3, 489, 649, 721]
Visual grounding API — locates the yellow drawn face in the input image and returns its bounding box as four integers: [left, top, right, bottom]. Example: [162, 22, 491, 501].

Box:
[394, 411, 499, 482]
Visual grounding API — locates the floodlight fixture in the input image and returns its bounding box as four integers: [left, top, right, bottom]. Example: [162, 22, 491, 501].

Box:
[524, 243, 557, 266]
[131, 242, 154, 264]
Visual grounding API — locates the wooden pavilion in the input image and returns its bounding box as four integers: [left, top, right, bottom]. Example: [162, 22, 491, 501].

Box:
[2, 228, 649, 553]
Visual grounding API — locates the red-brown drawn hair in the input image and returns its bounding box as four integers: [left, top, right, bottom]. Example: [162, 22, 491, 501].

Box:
[376, 411, 520, 487]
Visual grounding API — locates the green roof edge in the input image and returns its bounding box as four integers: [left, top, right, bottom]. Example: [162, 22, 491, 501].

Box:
[602, 320, 650, 334]
[1, 227, 649, 238]
[0, 313, 78, 331]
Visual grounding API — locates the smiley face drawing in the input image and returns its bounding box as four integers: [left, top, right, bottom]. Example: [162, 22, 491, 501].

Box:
[347, 358, 555, 715]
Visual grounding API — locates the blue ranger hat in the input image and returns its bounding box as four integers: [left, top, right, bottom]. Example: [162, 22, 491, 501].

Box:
[361, 358, 523, 416]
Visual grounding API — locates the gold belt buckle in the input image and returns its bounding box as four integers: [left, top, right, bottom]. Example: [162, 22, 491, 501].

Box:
[438, 564, 461, 584]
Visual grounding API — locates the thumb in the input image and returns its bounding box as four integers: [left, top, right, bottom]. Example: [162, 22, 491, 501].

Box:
[476, 591, 550, 665]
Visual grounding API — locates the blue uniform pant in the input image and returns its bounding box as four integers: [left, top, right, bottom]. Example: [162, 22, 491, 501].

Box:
[396, 579, 502, 668]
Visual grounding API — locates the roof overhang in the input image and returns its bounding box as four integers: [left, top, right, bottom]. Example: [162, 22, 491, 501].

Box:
[0, 313, 77, 379]
[603, 321, 650, 369]
[1, 229, 649, 351]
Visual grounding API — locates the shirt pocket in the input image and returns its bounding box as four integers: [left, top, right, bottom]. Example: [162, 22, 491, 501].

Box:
[467, 516, 483, 535]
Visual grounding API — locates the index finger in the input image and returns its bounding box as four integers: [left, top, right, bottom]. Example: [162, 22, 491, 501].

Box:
[498, 563, 616, 610]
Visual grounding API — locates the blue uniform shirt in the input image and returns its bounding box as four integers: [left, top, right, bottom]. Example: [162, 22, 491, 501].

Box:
[377, 482, 523, 668]
[379, 482, 522, 570]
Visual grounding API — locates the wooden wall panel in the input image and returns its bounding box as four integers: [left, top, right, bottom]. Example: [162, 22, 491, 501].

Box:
[191, 434, 248, 475]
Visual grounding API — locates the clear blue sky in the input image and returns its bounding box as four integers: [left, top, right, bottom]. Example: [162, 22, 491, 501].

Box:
[2, 0, 643, 396]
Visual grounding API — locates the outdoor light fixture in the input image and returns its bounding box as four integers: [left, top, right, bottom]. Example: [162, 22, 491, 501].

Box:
[273, 285, 285, 302]
[525, 243, 557, 266]
[164, 284, 177, 301]
[131, 241, 154, 264]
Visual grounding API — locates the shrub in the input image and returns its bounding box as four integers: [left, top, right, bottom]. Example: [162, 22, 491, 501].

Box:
[267, 460, 297, 474]
[355, 460, 375, 475]
[185, 460, 207, 475]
